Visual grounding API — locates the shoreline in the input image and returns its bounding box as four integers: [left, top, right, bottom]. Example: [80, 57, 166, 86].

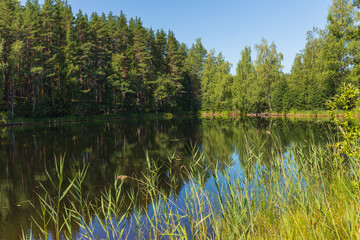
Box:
[200, 112, 344, 118]
[0, 113, 179, 127]
[0, 111, 343, 127]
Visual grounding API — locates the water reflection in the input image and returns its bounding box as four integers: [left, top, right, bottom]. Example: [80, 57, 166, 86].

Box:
[0, 117, 333, 239]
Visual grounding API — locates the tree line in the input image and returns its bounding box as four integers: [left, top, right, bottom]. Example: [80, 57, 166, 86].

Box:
[202, 0, 360, 113]
[0, 0, 206, 118]
[0, 0, 359, 119]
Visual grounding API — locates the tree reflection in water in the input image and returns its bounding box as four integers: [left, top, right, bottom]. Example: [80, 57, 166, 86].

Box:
[0, 117, 333, 239]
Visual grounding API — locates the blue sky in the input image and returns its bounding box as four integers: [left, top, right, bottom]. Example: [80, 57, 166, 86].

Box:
[21, 0, 332, 74]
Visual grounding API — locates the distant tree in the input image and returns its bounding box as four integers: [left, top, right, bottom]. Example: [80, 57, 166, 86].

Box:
[300, 29, 324, 109]
[153, 73, 177, 112]
[201, 51, 232, 111]
[288, 54, 305, 110]
[108, 53, 133, 112]
[0, 38, 7, 103]
[129, 18, 150, 112]
[165, 31, 185, 109]
[184, 38, 207, 111]
[273, 76, 292, 113]
[9, 40, 25, 119]
[254, 38, 283, 112]
[233, 46, 254, 112]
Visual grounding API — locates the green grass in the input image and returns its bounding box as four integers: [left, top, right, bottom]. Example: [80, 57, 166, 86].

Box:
[199, 109, 348, 118]
[286, 109, 347, 116]
[22, 138, 360, 240]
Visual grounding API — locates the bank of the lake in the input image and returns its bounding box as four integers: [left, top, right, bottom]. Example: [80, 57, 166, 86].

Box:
[0, 109, 348, 128]
[200, 109, 347, 118]
[0, 112, 179, 127]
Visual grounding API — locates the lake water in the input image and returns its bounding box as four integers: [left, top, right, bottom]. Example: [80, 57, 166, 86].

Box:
[0, 117, 334, 240]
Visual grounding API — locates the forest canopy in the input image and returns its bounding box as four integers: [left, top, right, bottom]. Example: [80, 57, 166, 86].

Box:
[0, 0, 359, 118]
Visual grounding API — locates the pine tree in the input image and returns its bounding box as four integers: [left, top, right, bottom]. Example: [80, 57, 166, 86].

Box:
[184, 38, 207, 111]
[0, 0, 22, 110]
[153, 29, 167, 74]
[9, 40, 25, 119]
[0, 0, 233, 116]
[108, 53, 133, 112]
[89, 12, 109, 110]
[0, 38, 7, 106]
[129, 18, 150, 111]
[23, 0, 41, 113]
[71, 10, 93, 114]
[165, 31, 185, 110]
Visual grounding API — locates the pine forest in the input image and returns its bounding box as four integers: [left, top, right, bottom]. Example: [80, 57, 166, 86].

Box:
[0, 0, 359, 119]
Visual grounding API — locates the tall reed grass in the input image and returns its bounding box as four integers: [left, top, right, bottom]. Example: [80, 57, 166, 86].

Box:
[22, 138, 360, 240]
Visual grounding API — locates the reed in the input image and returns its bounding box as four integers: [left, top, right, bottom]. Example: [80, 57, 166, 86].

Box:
[22, 138, 360, 240]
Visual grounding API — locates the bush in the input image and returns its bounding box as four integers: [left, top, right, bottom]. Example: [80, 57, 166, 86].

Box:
[327, 83, 360, 164]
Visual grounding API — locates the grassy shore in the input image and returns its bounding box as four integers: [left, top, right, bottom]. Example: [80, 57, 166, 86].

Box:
[22, 135, 360, 240]
[200, 109, 347, 118]
[0, 109, 347, 127]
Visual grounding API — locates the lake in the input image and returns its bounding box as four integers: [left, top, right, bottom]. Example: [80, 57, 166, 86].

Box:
[0, 117, 334, 240]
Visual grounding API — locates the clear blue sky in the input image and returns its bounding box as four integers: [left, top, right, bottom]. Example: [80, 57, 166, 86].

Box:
[21, 0, 332, 74]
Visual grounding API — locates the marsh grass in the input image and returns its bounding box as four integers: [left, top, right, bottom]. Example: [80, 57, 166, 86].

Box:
[23, 138, 360, 240]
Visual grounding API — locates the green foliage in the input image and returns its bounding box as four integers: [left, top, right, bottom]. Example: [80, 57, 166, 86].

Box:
[273, 77, 292, 113]
[1, 0, 360, 118]
[0, 0, 201, 117]
[201, 51, 233, 111]
[254, 38, 283, 112]
[152, 73, 178, 112]
[232, 46, 254, 112]
[273, 0, 360, 114]
[327, 83, 360, 164]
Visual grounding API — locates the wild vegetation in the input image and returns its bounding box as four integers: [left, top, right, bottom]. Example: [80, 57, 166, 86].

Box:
[22, 101, 360, 239]
[14, 85, 359, 239]
[0, 0, 359, 120]
[0, 85, 352, 239]
[0, 0, 359, 238]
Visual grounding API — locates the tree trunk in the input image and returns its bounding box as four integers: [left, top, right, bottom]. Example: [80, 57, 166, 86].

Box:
[32, 81, 36, 115]
[114, 90, 118, 113]
[267, 81, 272, 112]
[268, 92, 272, 112]
[11, 85, 14, 120]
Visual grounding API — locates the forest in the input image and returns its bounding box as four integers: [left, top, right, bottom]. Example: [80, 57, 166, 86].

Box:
[0, 0, 359, 119]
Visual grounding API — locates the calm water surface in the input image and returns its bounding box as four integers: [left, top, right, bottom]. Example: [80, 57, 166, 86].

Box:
[0, 117, 334, 239]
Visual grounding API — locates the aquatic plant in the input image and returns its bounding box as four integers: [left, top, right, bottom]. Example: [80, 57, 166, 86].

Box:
[21, 135, 360, 240]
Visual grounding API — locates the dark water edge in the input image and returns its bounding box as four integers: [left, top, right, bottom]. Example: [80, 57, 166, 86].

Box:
[0, 112, 178, 127]
[0, 117, 335, 240]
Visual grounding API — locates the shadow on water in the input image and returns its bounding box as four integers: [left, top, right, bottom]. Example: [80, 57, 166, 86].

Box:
[0, 117, 335, 239]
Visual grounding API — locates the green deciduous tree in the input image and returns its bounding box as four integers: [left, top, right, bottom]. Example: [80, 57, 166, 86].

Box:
[327, 83, 360, 164]
[254, 38, 283, 112]
[201, 51, 233, 111]
[233, 46, 255, 112]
